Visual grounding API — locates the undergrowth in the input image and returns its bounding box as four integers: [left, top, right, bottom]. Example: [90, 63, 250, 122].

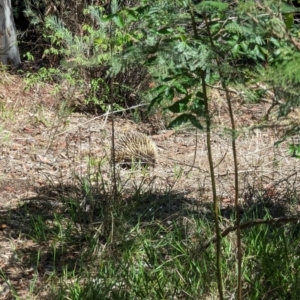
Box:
[2, 1, 300, 299]
[2, 170, 299, 300]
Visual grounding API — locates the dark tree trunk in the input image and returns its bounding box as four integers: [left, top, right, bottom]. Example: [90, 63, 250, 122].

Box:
[0, 0, 21, 66]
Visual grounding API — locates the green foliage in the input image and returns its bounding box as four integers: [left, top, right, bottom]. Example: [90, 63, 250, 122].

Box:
[24, 67, 62, 88]
[104, 0, 297, 128]
[42, 4, 146, 68]
[44, 13, 109, 65]
[195, 1, 229, 12]
[104, 0, 300, 135]
[39, 193, 300, 300]
[23, 51, 34, 61]
[243, 223, 300, 299]
[22, 0, 300, 120]
[23, 4, 150, 111]
[29, 215, 48, 242]
[288, 143, 300, 158]
[23, 0, 45, 26]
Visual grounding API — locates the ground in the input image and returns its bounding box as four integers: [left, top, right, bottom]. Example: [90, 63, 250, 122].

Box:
[0, 75, 300, 299]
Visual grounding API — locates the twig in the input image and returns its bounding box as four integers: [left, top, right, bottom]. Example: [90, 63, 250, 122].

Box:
[54, 103, 147, 137]
[202, 215, 300, 250]
[185, 128, 198, 174]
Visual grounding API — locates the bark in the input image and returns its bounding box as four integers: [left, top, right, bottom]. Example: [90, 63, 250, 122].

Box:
[0, 0, 21, 66]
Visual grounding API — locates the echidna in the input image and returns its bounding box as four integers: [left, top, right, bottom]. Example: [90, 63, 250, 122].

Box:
[113, 131, 157, 167]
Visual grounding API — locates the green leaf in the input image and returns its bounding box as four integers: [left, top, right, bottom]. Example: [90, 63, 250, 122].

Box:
[173, 82, 187, 94]
[270, 37, 280, 47]
[161, 76, 176, 82]
[191, 97, 205, 116]
[253, 45, 265, 61]
[158, 27, 173, 34]
[255, 36, 264, 45]
[188, 115, 203, 130]
[240, 42, 248, 52]
[148, 92, 165, 110]
[232, 44, 240, 56]
[151, 84, 168, 94]
[285, 14, 294, 30]
[168, 114, 203, 130]
[135, 5, 150, 15]
[101, 15, 114, 22]
[259, 46, 269, 56]
[165, 96, 190, 113]
[168, 114, 191, 128]
[288, 143, 300, 158]
[94, 38, 106, 46]
[165, 86, 175, 101]
[180, 34, 187, 42]
[127, 10, 138, 21]
[113, 15, 125, 28]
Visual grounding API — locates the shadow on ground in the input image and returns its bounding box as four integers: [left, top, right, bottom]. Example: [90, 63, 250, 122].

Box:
[0, 180, 298, 299]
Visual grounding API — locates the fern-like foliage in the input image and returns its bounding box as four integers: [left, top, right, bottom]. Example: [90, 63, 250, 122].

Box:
[195, 1, 229, 13]
[23, 0, 44, 26]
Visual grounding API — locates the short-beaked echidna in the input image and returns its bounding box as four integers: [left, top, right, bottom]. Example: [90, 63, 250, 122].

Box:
[114, 131, 157, 167]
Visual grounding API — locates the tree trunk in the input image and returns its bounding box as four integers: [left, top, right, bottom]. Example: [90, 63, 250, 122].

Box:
[0, 0, 21, 66]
